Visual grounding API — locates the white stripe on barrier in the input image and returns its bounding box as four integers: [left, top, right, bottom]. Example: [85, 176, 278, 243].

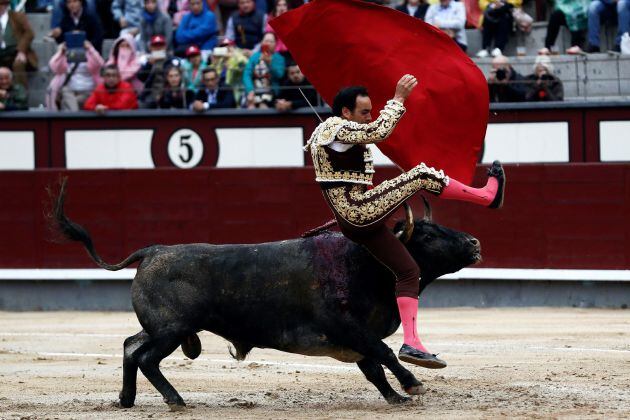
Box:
[1, 268, 630, 282]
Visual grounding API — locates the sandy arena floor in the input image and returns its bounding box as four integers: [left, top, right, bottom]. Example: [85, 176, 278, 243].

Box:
[0, 308, 628, 419]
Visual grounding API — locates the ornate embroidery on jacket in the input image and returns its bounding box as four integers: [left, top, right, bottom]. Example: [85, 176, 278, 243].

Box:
[325, 163, 449, 226]
[307, 100, 406, 185]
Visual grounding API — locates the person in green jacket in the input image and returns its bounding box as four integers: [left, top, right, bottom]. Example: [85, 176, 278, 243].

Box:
[242, 32, 285, 109]
[540, 0, 589, 54]
[0, 67, 27, 111]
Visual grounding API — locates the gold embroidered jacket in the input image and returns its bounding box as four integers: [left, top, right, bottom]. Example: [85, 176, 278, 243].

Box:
[305, 100, 406, 186]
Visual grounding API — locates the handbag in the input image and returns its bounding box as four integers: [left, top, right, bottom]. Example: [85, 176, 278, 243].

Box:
[55, 62, 80, 109]
[512, 7, 533, 33]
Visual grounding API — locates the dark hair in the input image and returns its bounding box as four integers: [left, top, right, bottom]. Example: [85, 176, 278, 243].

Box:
[332, 86, 369, 117]
[202, 68, 218, 77]
[101, 64, 119, 76]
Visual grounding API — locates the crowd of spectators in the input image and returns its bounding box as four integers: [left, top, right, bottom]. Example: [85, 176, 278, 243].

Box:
[0, 0, 628, 112]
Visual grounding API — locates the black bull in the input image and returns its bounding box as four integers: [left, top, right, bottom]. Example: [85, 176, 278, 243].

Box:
[50, 180, 481, 408]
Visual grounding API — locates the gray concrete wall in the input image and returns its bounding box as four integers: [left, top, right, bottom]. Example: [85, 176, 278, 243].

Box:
[1, 279, 627, 310]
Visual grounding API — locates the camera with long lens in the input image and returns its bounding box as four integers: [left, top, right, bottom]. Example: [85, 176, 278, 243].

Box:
[495, 68, 507, 81]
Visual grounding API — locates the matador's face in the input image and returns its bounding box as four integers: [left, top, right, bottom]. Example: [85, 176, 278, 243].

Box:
[342, 95, 373, 124]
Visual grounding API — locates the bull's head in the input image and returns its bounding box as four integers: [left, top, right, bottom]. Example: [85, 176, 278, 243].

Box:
[393, 198, 482, 282]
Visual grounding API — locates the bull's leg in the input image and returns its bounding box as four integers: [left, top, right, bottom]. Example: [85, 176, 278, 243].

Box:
[136, 335, 186, 410]
[119, 330, 151, 408]
[333, 329, 426, 399]
[357, 357, 410, 404]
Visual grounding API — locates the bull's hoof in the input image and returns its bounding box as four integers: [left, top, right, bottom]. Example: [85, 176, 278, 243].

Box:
[386, 393, 412, 405]
[404, 383, 427, 395]
[118, 392, 135, 408]
[167, 402, 187, 412]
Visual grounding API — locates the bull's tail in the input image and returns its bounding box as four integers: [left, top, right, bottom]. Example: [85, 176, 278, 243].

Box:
[47, 177, 148, 271]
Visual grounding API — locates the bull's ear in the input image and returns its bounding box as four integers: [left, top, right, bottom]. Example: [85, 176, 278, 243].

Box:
[422, 196, 432, 221]
[394, 202, 414, 243]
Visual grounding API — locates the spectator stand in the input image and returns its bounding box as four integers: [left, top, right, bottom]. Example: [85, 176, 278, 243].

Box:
[11, 2, 630, 108]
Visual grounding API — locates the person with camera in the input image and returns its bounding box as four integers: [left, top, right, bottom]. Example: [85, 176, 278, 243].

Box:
[181, 44, 207, 90]
[84, 64, 138, 113]
[476, 0, 521, 58]
[208, 38, 248, 102]
[46, 40, 104, 111]
[137, 35, 177, 108]
[524, 55, 564, 102]
[488, 55, 527, 102]
[51, 0, 104, 53]
[242, 31, 285, 109]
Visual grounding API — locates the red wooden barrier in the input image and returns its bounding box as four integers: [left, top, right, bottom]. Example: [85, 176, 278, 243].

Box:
[1, 163, 628, 269]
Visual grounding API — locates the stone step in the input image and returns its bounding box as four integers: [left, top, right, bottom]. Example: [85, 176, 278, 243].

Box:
[465, 21, 619, 57]
[26, 10, 51, 41]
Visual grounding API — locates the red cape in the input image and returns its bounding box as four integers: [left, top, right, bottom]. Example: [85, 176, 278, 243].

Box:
[270, 0, 488, 184]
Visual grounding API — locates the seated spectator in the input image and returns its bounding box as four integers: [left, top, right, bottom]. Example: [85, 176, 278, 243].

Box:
[265, 0, 290, 57]
[46, 40, 104, 111]
[539, 0, 587, 55]
[140, 0, 173, 53]
[587, 0, 629, 52]
[524, 55, 564, 101]
[0, 0, 37, 88]
[175, 0, 218, 54]
[275, 63, 317, 112]
[49, 0, 98, 38]
[192, 68, 236, 111]
[158, 65, 194, 108]
[243, 32, 285, 109]
[395, 0, 429, 20]
[84, 64, 139, 112]
[138, 35, 177, 107]
[226, 0, 267, 54]
[476, 0, 519, 57]
[52, 0, 104, 53]
[181, 44, 207, 90]
[106, 33, 143, 92]
[0, 66, 27, 111]
[425, 0, 468, 51]
[487, 55, 527, 102]
[112, 0, 144, 36]
[208, 38, 248, 102]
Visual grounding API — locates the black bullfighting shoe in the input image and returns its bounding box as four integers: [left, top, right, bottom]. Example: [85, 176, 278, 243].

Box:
[488, 160, 506, 209]
[398, 344, 447, 369]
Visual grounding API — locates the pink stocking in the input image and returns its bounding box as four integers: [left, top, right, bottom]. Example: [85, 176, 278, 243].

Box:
[440, 177, 498, 207]
[396, 296, 429, 353]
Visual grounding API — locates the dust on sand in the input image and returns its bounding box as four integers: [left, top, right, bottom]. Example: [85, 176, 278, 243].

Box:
[0, 308, 628, 419]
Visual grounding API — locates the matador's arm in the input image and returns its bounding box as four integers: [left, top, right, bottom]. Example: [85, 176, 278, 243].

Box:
[335, 99, 406, 144]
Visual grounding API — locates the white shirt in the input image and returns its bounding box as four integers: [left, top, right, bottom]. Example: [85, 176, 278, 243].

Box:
[0, 12, 8, 50]
[406, 5, 419, 16]
[424, 1, 467, 47]
[67, 62, 95, 93]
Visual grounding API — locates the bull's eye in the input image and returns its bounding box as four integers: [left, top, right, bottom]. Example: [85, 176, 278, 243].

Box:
[423, 234, 433, 241]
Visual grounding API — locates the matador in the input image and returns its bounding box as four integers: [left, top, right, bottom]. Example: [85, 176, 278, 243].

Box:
[305, 74, 505, 369]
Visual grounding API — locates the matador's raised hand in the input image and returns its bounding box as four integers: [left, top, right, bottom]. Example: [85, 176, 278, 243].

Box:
[393, 74, 418, 104]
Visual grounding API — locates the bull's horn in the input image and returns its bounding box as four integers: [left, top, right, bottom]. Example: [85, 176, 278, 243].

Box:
[421, 196, 432, 221]
[395, 202, 414, 243]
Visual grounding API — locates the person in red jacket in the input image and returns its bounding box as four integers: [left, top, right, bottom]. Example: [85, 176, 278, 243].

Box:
[84, 64, 138, 113]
